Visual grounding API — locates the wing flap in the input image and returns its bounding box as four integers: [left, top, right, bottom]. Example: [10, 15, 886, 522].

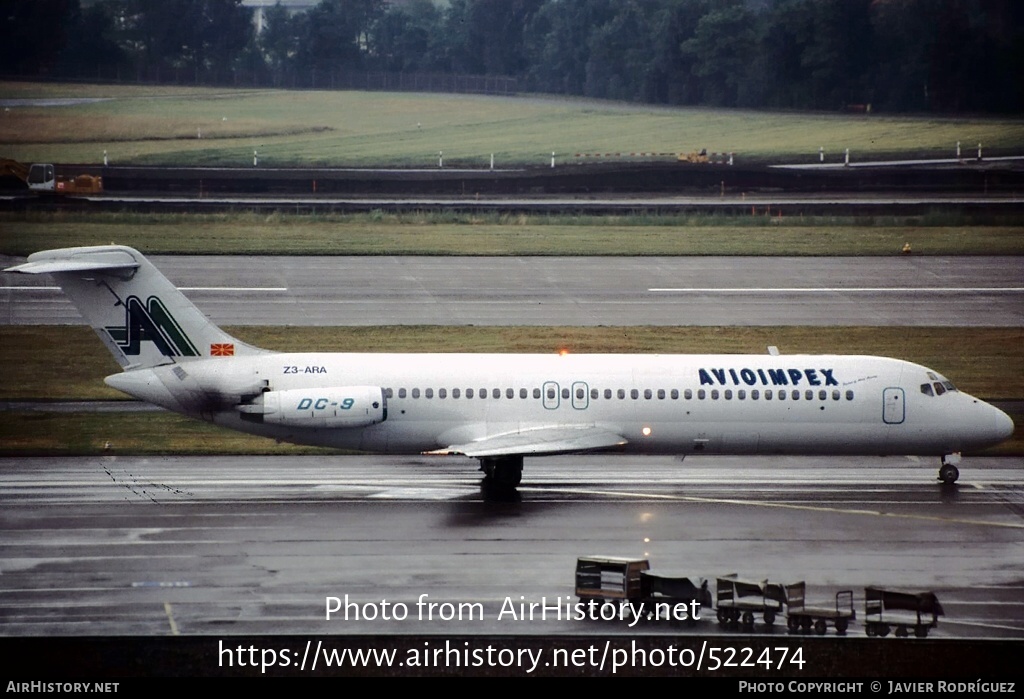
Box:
[431, 425, 628, 458]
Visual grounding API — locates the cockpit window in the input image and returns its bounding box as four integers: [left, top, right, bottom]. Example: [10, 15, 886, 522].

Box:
[933, 382, 945, 395]
[942, 381, 957, 392]
[920, 383, 934, 396]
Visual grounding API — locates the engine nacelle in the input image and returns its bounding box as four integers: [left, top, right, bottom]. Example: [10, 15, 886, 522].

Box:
[239, 386, 387, 428]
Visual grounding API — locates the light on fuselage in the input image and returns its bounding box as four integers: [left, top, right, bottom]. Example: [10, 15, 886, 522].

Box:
[642, 426, 652, 437]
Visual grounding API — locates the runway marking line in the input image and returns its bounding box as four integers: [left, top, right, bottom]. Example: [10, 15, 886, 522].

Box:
[164, 601, 179, 636]
[529, 488, 1024, 530]
[649, 287, 1024, 293]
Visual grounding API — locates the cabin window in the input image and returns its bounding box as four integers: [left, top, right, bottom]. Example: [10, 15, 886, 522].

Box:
[778, 390, 785, 401]
[684, 389, 693, 400]
[576, 387, 585, 400]
[658, 389, 666, 399]
[465, 388, 474, 398]
[698, 389, 706, 400]
[751, 389, 759, 400]
[764, 390, 771, 400]
[805, 390, 813, 400]
[521, 388, 528, 399]
[617, 389, 625, 399]
[533, 388, 541, 399]
[631, 389, 639, 399]
[452, 388, 460, 398]
[397, 388, 406, 398]
[671, 389, 679, 399]
[562, 388, 570, 399]
[438, 388, 446, 399]
[507, 388, 515, 399]
[711, 390, 719, 400]
[738, 390, 746, 400]
[818, 390, 826, 401]
[833, 390, 840, 400]
[724, 390, 732, 400]
[480, 388, 488, 399]
[411, 388, 420, 399]
[644, 389, 652, 399]
[604, 389, 612, 399]
[425, 388, 433, 399]
[792, 390, 800, 400]
[846, 390, 854, 401]
[493, 388, 501, 399]
[547, 387, 556, 400]
[385, 388, 393, 398]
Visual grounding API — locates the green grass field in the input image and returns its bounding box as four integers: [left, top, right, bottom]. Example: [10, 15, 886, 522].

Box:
[3, 82, 1022, 166]
[3, 211, 1022, 257]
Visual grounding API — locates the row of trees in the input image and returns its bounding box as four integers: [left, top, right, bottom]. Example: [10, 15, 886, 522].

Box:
[3, 0, 1022, 113]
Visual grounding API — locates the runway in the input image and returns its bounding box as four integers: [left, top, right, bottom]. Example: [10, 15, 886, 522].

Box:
[3, 255, 1022, 326]
[2, 454, 1022, 639]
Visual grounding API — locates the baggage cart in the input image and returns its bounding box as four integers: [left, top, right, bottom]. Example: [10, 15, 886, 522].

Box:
[864, 587, 943, 638]
[715, 574, 786, 629]
[785, 582, 855, 635]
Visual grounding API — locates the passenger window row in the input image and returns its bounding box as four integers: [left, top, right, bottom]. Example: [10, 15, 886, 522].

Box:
[384, 387, 856, 402]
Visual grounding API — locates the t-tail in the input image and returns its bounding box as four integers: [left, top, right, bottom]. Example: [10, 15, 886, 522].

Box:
[5, 245, 265, 369]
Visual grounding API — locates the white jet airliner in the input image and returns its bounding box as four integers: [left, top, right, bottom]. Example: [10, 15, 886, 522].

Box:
[6, 245, 1014, 487]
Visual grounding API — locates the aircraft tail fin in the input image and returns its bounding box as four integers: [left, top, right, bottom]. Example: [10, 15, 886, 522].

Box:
[5, 245, 265, 370]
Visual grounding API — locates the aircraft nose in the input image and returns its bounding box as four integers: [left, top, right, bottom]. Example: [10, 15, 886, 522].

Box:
[993, 405, 1015, 442]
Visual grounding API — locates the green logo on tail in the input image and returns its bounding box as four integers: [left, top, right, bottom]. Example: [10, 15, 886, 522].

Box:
[105, 295, 199, 357]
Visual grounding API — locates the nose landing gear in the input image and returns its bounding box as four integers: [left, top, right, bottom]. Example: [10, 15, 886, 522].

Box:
[938, 453, 960, 484]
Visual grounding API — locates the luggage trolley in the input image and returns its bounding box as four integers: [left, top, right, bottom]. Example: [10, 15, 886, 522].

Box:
[715, 574, 787, 629]
[784, 582, 855, 635]
[864, 587, 943, 638]
[575, 556, 650, 607]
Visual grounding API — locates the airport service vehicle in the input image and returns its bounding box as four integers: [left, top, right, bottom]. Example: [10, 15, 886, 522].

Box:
[574, 556, 712, 623]
[715, 575, 788, 629]
[4, 245, 1014, 488]
[0, 159, 103, 194]
[785, 582, 856, 635]
[864, 587, 943, 638]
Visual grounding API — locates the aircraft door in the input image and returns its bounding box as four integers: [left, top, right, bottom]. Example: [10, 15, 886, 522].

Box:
[542, 381, 560, 410]
[883, 387, 905, 424]
[572, 381, 589, 410]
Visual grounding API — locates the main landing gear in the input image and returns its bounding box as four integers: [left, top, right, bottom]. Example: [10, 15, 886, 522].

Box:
[938, 453, 961, 485]
[479, 455, 523, 488]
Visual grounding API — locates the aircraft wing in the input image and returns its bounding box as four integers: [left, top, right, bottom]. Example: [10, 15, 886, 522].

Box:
[431, 425, 628, 458]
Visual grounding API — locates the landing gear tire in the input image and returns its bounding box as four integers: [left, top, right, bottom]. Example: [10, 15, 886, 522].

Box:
[480, 455, 523, 488]
[939, 463, 959, 485]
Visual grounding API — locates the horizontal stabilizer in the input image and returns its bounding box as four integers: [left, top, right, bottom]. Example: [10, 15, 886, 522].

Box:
[5, 248, 140, 275]
[432, 425, 627, 458]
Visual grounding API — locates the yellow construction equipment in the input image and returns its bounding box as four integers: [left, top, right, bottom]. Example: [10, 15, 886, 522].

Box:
[678, 148, 709, 163]
[1, 158, 103, 194]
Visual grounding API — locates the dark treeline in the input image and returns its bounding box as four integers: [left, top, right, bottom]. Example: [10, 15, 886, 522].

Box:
[2, 0, 1022, 113]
